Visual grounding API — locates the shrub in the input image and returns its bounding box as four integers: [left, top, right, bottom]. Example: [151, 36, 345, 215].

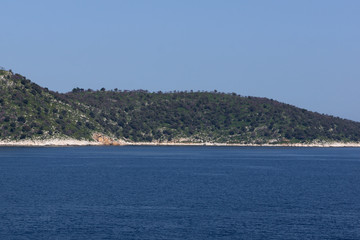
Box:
[17, 116, 26, 123]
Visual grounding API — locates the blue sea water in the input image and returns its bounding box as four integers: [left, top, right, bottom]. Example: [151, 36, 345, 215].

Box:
[0, 147, 360, 240]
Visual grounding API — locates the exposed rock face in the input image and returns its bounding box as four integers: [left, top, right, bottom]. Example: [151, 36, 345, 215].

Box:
[92, 133, 125, 146]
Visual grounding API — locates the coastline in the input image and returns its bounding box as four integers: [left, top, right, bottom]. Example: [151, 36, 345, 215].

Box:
[126, 142, 360, 147]
[1, 138, 360, 147]
[0, 139, 101, 147]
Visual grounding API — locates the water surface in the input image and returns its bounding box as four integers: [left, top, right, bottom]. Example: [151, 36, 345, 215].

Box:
[0, 147, 359, 239]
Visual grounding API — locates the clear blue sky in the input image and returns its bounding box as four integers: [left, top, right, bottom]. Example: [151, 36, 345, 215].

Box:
[1, 0, 360, 121]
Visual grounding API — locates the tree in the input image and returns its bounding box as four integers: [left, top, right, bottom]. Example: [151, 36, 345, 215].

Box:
[17, 116, 26, 123]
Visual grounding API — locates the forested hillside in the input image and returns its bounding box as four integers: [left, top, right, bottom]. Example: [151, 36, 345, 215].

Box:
[1, 70, 360, 144]
[0, 70, 103, 140]
[61, 89, 360, 143]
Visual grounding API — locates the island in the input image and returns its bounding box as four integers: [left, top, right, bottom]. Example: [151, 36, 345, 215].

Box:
[1, 69, 360, 147]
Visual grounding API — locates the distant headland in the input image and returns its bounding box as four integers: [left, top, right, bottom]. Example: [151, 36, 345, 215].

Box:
[1, 69, 360, 147]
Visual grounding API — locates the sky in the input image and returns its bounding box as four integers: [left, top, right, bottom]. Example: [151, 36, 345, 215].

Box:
[1, 0, 360, 121]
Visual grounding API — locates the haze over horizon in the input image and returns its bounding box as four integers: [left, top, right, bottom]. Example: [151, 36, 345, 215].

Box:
[1, 0, 360, 121]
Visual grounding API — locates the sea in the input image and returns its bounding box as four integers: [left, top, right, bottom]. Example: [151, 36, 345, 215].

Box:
[0, 146, 359, 239]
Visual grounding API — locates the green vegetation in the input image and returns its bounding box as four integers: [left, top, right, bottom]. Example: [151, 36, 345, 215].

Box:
[1, 70, 360, 143]
[0, 71, 102, 140]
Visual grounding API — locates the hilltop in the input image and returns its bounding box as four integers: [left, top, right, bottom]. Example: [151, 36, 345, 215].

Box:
[1, 70, 360, 146]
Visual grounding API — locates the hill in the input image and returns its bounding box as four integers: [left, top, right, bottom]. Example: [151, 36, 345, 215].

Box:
[1, 70, 360, 145]
[0, 70, 104, 141]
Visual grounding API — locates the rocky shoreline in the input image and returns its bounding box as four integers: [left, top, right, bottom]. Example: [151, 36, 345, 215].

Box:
[1, 138, 360, 147]
[126, 142, 360, 147]
[0, 139, 100, 147]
